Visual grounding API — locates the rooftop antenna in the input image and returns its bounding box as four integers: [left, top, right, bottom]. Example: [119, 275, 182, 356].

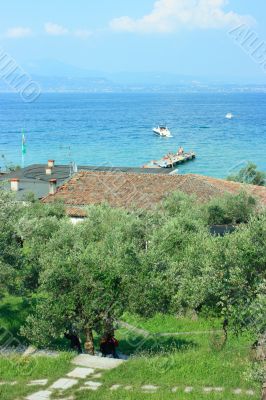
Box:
[59, 144, 76, 177]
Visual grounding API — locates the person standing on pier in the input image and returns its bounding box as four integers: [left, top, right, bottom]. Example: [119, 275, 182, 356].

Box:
[177, 146, 184, 156]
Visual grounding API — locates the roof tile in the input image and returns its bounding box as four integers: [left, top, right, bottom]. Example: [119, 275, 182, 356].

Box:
[42, 171, 266, 217]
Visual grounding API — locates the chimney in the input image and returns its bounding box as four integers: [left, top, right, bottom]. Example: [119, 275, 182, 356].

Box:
[48, 160, 55, 168]
[49, 179, 57, 195]
[46, 167, 52, 175]
[10, 178, 20, 192]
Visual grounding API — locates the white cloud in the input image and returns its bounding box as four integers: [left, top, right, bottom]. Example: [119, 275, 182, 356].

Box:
[44, 23, 92, 39]
[110, 0, 255, 33]
[44, 22, 68, 36]
[5, 27, 32, 38]
[73, 29, 92, 39]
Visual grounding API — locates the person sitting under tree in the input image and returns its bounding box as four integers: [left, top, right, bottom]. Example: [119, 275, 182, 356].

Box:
[64, 330, 82, 354]
[100, 333, 119, 358]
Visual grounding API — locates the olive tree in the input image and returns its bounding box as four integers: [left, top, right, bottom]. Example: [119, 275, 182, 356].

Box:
[22, 205, 144, 353]
[228, 162, 265, 186]
[0, 190, 24, 297]
[16, 198, 66, 292]
[206, 192, 257, 225]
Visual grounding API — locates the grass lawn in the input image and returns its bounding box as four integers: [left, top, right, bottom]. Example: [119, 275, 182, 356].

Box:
[0, 298, 261, 400]
[89, 315, 260, 399]
[0, 353, 73, 400]
[120, 312, 222, 334]
[0, 295, 33, 346]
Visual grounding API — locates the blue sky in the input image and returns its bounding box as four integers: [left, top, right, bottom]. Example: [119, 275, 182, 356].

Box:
[1, 0, 266, 83]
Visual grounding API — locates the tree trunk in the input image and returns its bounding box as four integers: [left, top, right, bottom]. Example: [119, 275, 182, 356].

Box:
[257, 333, 266, 400]
[84, 328, 94, 355]
[222, 318, 229, 347]
[256, 334, 266, 361]
[103, 316, 115, 338]
[261, 383, 266, 400]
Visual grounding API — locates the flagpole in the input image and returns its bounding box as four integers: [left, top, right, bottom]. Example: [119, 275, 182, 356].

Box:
[21, 129, 26, 168]
[21, 129, 24, 168]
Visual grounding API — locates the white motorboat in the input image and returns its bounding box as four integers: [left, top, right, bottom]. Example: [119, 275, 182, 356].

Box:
[153, 126, 172, 137]
[225, 112, 234, 119]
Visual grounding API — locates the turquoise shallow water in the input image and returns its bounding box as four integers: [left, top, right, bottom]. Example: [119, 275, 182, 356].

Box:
[0, 92, 265, 178]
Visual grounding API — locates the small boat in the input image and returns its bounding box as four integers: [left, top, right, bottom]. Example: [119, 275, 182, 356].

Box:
[153, 126, 172, 137]
[225, 112, 234, 119]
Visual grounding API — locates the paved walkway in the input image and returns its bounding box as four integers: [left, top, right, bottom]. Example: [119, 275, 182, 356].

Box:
[72, 354, 124, 370]
[25, 354, 125, 400]
[118, 320, 223, 337]
[20, 354, 257, 399]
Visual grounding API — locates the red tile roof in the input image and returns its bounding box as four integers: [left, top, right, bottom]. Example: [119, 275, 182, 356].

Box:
[42, 171, 266, 216]
[65, 207, 88, 218]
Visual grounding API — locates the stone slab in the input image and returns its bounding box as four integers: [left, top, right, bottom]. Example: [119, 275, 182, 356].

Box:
[67, 367, 94, 379]
[23, 346, 37, 357]
[141, 385, 159, 392]
[50, 378, 78, 390]
[78, 386, 94, 391]
[0, 381, 17, 386]
[27, 380, 48, 387]
[84, 381, 102, 391]
[26, 390, 52, 400]
[72, 354, 124, 370]
[34, 350, 59, 358]
[92, 372, 102, 379]
[214, 387, 224, 392]
[57, 397, 74, 400]
[233, 389, 242, 395]
[110, 384, 121, 391]
[246, 390, 255, 396]
[203, 387, 213, 393]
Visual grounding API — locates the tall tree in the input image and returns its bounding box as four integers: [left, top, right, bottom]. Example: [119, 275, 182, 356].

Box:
[228, 162, 265, 186]
[22, 205, 143, 353]
[0, 190, 24, 297]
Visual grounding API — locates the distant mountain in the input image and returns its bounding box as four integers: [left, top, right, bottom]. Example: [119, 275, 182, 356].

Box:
[106, 71, 206, 85]
[0, 59, 265, 93]
[21, 59, 266, 85]
[23, 59, 104, 79]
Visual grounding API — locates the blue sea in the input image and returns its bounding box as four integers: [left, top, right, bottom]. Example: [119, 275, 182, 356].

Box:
[0, 92, 265, 178]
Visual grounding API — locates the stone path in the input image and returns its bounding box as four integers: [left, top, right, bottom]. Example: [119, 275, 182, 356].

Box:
[158, 330, 223, 337]
[25, 354, 125, 400]
[66, 367, 94, 379]
[26, 390, 52, 400]
[27, 380, 48, 387]
[118, 320, 223, 337]
[118, 320, 150, 337]
[25, 381, 256, 399]
[1, 345, 59, 357]
[72, 354, 124, 370]
[23, 354, 256, 399]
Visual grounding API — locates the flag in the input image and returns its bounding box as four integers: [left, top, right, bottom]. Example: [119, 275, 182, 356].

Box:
[22, 130, 26, 155]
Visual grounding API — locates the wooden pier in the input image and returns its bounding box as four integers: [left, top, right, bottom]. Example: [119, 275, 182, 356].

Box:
[143, 151, 196, 169]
